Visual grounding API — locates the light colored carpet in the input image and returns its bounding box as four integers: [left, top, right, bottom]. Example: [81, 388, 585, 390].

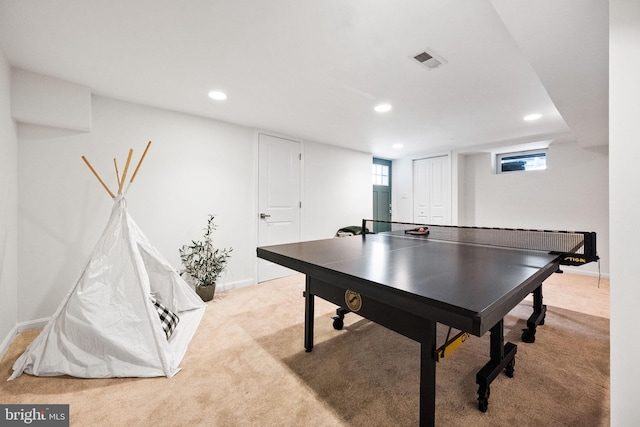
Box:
[1, 272, 609, 426]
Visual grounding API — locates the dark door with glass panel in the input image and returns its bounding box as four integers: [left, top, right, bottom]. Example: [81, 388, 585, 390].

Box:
[372, 158, 391, 233]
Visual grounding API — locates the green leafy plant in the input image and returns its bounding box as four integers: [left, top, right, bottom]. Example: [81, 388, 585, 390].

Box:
[179, 215, 232, 287]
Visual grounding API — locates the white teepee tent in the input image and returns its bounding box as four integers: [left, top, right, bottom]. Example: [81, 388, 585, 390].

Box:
[9, 142, 206, 380]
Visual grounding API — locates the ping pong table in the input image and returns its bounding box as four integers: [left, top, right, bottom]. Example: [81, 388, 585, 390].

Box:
[256, 220, 598, 426]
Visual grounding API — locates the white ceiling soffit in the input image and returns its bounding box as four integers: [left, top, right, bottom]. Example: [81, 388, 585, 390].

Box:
[491, 0, 609, 149]
[0, 1, 608, 158]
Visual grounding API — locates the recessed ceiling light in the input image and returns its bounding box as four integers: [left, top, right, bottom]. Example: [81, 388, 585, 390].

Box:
[208, 90, 227, 101]
[393, 143, 403, 149]
[523, 113, 542, 121]
[374, 104, 392, 113]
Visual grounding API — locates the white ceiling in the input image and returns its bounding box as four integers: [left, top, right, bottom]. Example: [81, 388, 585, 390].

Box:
[0, 0, 608, 159]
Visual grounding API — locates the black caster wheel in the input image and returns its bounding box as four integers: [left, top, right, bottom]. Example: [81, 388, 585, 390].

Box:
[505, 358, 515, 378]
[478, 398, 488, 413]
[521, 328, 536, 343]
[477, 386, 490, 412]
[332, 317, 344, 330]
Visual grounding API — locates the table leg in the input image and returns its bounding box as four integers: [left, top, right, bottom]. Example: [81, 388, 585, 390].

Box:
[475, 319, 517, 412]
[304, 276, 315, 352]
[522, 284, 546, 343]
[419, 320, 437, 427]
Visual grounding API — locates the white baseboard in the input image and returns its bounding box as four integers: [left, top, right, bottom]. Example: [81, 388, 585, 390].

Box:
[217, 278, 255, 292]
[0, 317, 50, 362]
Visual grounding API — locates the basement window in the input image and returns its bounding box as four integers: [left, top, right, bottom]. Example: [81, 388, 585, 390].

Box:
[496, 149, 547, 174]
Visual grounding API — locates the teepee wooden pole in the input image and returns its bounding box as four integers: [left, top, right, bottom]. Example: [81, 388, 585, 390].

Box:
[129, 141, 152, 184]
[114, 158, 121, 188]
[117, 149, 134, 195]
[82, 156, 115, 199]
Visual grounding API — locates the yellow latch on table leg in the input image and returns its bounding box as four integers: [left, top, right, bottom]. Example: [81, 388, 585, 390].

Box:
[435, 331, 470, 362]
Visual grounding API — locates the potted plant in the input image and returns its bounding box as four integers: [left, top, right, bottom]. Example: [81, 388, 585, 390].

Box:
[179, 214, 232, 302]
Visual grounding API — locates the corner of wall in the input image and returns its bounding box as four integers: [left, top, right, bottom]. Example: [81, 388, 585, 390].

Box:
[11, 68, 92, 132]
[0, 50, 19, 363]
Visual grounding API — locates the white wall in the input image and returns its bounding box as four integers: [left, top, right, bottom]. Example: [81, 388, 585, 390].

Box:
[17, 96, 256, 322]
[392, 141, 609, 277]
[0, 54, 18, 354]
[11, 69, 91, 132]
[460, 141, 609, 276]
[302, 141, 372, 240]
[15, 91, 372, 324]
[610, 1, 640, 424]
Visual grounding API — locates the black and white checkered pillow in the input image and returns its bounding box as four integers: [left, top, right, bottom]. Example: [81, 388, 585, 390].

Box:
[151, 296, 180, 340]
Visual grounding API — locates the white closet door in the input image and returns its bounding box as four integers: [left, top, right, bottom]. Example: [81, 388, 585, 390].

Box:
[413, 155, 451, 225]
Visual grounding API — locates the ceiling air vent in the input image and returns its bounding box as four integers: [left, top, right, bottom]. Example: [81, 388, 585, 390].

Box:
[412, 49, 447, 70]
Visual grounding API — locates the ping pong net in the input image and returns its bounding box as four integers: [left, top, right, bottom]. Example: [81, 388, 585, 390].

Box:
[362, 219, 598, 267]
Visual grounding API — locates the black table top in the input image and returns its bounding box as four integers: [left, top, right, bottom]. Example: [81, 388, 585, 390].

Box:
[257, 233, 560, 335]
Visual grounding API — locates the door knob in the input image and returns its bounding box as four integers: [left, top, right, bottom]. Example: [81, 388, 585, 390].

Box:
[260, 213, 271, 219]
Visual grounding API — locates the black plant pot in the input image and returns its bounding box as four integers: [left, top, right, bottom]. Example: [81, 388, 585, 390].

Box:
[195, 283, 216, 302]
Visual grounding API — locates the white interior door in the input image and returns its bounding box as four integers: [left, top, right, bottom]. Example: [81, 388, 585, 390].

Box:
[413, 155, 451, 225]
[258, 133, 301, 282]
